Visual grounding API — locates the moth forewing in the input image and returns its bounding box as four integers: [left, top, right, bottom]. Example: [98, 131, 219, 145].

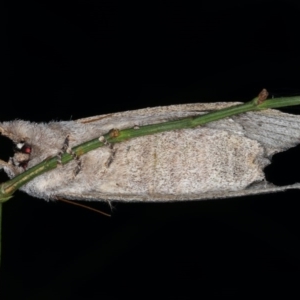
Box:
[1, 102, 300, 202]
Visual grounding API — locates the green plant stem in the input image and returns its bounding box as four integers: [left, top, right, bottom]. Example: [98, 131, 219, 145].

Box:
[0, 203, 2, 266]
[1, 93, 300, 202]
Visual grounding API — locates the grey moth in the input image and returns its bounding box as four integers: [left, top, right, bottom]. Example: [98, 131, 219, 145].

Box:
[1, 102, 300, 202]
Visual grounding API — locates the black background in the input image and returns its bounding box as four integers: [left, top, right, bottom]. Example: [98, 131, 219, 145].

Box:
[2, 0, 300, 298]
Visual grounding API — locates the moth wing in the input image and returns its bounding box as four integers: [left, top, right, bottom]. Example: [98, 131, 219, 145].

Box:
[232, 110, 300, 156]
[76, 102, 300, 157]
[65, 102, 300, 201]
[54, 182, 300, 202]
[76, 102, 240, 123]
[75, 102, 241, 130]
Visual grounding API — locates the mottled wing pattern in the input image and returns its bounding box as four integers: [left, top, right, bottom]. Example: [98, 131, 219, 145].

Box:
[55, 103, 300, 202]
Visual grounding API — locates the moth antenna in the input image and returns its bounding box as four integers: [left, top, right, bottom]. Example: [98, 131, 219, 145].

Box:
[56, 197, 111, 217]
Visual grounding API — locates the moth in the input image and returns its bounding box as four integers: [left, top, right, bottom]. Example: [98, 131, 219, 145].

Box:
[1, 102, 300, 202]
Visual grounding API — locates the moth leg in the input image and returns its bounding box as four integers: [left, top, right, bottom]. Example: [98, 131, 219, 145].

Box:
[105, 144, 116, 168]
[99, 135, 116, 167]
[57, 135, 69, 165]
[57, 135, 82, 176]
[106, 199, 114, 211]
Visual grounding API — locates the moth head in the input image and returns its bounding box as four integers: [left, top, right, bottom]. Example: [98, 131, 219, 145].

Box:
[0, 121, 33, 176]
[12, 141, 32, 169]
